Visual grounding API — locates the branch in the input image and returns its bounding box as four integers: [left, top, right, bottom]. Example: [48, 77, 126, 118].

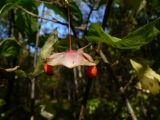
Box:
[102, 0, 114, 29]
[30, 5, 45, 120]
[99, 50, 138, 120]
[126, 98, 137, 120]
[79, 78, 93, 120]
[17, 6, 67, 26]
[120, 87, 138, 120]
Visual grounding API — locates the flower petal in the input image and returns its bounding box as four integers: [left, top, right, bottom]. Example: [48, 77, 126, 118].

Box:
[46, 50, 96, 68]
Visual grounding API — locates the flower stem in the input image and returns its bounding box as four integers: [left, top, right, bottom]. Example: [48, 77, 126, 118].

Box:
[67, 3, 72, 50]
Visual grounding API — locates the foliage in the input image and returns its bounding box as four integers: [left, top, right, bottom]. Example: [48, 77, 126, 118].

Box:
[86, 18, 160, 49]
[0, 0, 160, 120]
[0, 38, 20, 58]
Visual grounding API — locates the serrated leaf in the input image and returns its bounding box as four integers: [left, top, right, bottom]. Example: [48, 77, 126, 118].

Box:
[130, 59, 160, 94]
[86, 18, 160, 49]
[0, 38, 20, 58]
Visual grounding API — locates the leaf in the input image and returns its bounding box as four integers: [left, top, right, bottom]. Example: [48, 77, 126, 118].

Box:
[130, 59, 143, 72]
[15, 10, 39, 40]
[87, 98, 101, 115]
[69, 1, 82, 25]
[0, 0, 38, 15]
[130, 59, 160, 94]
[123, 0, 146, 13]
[15, 69, 27, 79]
[40, 32, 58, 60]
[45, 3, 67, 20]
[0, 38, 20, 58]
[40, 105, 55, 120]
[32, 32, 58, 77]
[86, 18, 160, 49]
[44, 0, 82, 26]
[0, 3, 17, 15]
[0, 99, 5, 107]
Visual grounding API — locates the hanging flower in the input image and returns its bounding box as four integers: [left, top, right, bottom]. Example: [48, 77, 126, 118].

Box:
[46, 48, 96, 69]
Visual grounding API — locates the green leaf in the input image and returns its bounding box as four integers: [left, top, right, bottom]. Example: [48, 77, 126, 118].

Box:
[44, 0, 82, 25]
[0, 3, 17, 15]
[0, 0, 38, 15]
[15, 10, 39, 42]
[87, 98, 101, 115]
[69, 1, 82, 25]
[123, 0, 146, 13]
[15, 69, 27, 79]
[0, 38, 20, 58]
[86, 18, 160, 49]
[45, 3, 67, 20]
[130, 59, 143, 72]
[32, 32, 58, 77]
[130, 59, 160, 94]
[0, 99, 5, 106]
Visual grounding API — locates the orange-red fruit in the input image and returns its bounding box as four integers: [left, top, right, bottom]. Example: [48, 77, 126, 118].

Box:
[43, 63, 53, 75]
[86, 66, 97, 78]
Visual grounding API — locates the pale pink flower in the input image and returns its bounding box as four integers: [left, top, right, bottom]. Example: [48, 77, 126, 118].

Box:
[46, 48, 96, 68]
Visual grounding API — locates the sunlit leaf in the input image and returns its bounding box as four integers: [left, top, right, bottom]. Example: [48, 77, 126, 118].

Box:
[32, 32, 58, 76]
[130, 59, 160, 94]
[87, 98, 101, 115]
[86, 18, 160, 49]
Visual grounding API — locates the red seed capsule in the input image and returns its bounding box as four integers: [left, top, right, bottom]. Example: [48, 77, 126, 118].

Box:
[43, 63, 53, 75]
[86, 66, 97, 78]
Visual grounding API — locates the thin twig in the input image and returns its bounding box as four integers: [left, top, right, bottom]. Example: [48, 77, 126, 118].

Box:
[67, 3, 72, 50]
[100, 1, 138, 119]
[99, 50, 138, 120]
[30, 5, 45, 120]
[79, 78, 93, 120]
[120, 87, 137, 120]
[17, 6, 67, 26]
[126, 98, 138, 120]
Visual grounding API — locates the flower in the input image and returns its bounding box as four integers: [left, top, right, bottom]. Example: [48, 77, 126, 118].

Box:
[46, 48, 96, 68]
